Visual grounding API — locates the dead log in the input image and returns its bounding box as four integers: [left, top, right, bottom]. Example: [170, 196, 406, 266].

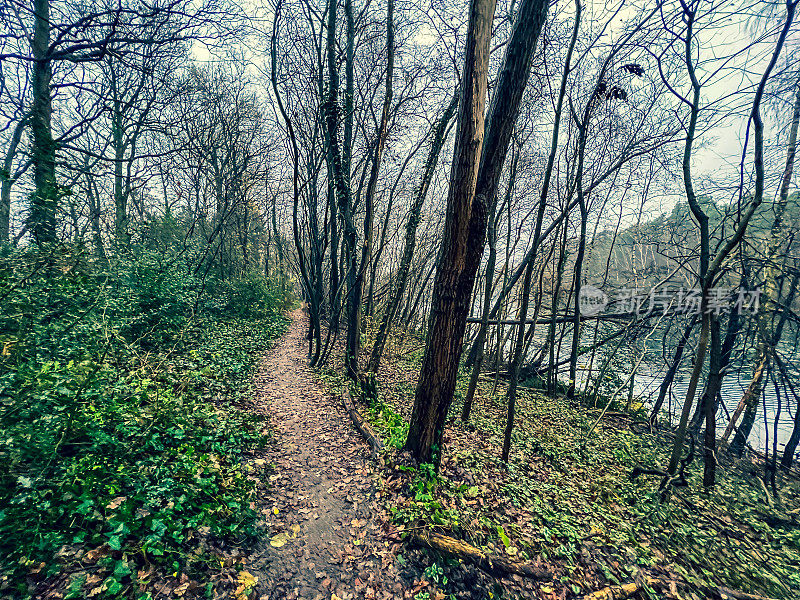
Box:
[341, 387, 383, 459]
[409, 530, 552, 580]
[579, 582, 641, 600]
[580, 578, 660, 600]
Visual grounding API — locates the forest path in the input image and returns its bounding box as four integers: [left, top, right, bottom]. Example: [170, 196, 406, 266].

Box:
[246, 308, 404, 600]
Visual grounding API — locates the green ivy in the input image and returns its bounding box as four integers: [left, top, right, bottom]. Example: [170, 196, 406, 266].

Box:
[0, 246, 291, 598]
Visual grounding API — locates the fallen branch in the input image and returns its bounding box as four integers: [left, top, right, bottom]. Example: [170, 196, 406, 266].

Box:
[580, 582, 641, 600]
[409, 530, 552, 580]
[580, 578, 659, 600]
[341, 387, 383, 460]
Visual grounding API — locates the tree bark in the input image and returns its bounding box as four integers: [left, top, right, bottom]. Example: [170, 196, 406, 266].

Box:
[405, 0, 549, 465]
[404, 0, 498, 465]
[324, 0, 359, 378]
[29, 0, 58, 245]
[465, 0, 580, 418]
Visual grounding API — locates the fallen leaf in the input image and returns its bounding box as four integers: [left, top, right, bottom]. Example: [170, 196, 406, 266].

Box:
[105, 496, 127, 510]
[270, 532, 290, 547]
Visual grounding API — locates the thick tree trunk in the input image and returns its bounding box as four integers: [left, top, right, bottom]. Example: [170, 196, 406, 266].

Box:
[322, 0, 358, 376]
[466, 0, 580, 411]
[404, 0, 497, 465]
[405, 0, 549, 465]
[29, 0, 57, 245]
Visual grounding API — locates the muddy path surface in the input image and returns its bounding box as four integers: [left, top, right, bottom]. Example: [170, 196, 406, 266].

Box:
[245, 309, 409, 600]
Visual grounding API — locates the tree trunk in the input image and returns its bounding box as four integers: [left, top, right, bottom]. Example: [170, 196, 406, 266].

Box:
[272, 0, 321, 363]
[650, 318, 696, 424]
[665, 4, 708, 479]
[691, 306, 739, 431]
[701, 315, 721, 486]
[668, 0, 796, 476]
[29, 0, 58, 245]
[782, 381, 800, 469]
[503, 257, 534, 461]
[404, 0, 498, 465]
[111, 67, 129, 245]
[354, 0, 394, 375]
[326, 0, 359, 379]
[462, 197, 498, 422]
[726, 75, 800, 454]
[405, 0, 549, 465]
[730, 361, 768, 457]
[1, 117, 28, 244]
[86, 170, 107, 262]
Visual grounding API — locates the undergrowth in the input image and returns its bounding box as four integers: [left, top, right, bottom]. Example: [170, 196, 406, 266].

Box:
[0, 246, 292, 599]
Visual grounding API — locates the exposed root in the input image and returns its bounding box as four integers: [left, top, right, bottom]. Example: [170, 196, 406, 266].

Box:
[341, 386, 383, 460]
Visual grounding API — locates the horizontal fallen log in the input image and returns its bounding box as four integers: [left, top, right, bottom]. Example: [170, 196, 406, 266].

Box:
[580, 581, 642, 600]
[580, 580, 777, 600]
[341, 387, 383, 460]
[465, 308, 689, 326]
[579, 576, 665, 600]
[409, 530, 552, 580]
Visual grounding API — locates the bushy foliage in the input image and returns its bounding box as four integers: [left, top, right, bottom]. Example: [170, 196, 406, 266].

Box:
[208, 272, 294, 320]
[0, 245, 291, 598]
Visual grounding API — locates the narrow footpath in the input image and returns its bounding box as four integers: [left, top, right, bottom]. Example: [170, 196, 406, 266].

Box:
[247, 309, 408, 600]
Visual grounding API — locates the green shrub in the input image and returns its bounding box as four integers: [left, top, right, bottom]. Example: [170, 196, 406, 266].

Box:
[208, 272, 293, 319]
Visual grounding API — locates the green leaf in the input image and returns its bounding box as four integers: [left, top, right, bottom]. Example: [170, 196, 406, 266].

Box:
[108, 535, 123, 551]
[496, 525, 512, 548]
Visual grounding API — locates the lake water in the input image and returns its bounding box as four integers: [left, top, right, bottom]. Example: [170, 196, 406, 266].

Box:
[472, 322, 799, 460]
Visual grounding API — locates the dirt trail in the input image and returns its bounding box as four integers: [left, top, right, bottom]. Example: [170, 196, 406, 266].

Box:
[247, 309, 406, 600]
